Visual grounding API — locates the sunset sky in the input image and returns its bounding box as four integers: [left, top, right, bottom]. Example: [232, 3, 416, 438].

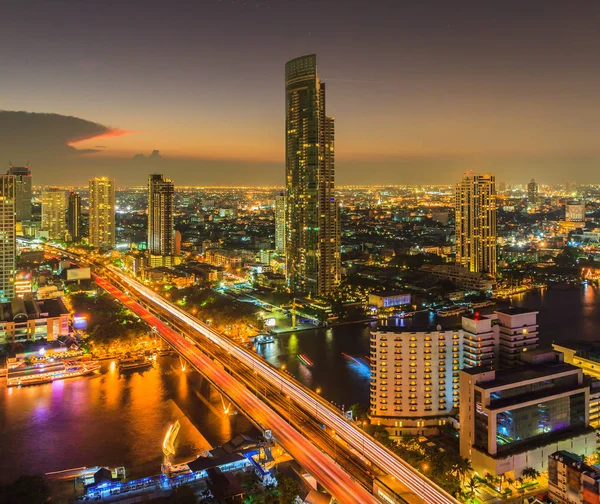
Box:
[1, 0, 599, 185]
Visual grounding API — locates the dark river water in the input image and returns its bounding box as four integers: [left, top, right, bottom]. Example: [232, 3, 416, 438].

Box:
[2, 285, 599, 484]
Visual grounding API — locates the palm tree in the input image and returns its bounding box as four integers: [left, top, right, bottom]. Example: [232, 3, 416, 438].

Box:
[466, 477, 480, 501]
[521, 467, 540, 482]
[451, 457, 473, 486]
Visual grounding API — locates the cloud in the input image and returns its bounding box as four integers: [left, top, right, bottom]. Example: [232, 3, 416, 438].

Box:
[0, 110, 129, 162]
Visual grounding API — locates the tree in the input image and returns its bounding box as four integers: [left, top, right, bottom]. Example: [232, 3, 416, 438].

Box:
[277, 475, 300, 503]
[0, 474, 49, 504]
[521, 467, 540, 482]
[466, 477, 480, 500]
[451, 458, 472, 486]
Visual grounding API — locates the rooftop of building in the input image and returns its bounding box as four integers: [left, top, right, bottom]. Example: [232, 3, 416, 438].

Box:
[369, 290, 410, 298]
[374, 322, 460, 333]
[466, 360, 580, 389]
[494, 306, 539, 316]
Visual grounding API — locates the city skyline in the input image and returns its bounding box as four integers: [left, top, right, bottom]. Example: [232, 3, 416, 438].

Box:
[1, 0, 600, 186]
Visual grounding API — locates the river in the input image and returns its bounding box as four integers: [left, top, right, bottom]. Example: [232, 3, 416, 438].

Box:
[2, 285, 599, 484]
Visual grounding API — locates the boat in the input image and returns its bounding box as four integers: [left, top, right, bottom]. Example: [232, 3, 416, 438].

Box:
[471, 300, 495, 309]
[297, 353, 314, 367]
[437, 307, 468, 317]
[7, 360, 101, 387]
[119, 355, 153, 372]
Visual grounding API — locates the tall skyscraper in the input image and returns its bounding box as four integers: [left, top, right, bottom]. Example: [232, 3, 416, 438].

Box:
[41, 188, 68, 240]
[89, 177, 116, 249]
[527, 178, 538, 206]
[148, 174, 175, 267]
[67, 191, 81, 242]
[275, 192, 286, 255]
[0, 175, 16, 302]
[7, 164, 32, 222]
[455, 173, 497, 276]
[285, 54, 340, 296]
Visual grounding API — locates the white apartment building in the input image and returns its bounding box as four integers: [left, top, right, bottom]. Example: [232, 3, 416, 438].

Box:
[370, 325, 462, 436]
[496, 307, 539, 367]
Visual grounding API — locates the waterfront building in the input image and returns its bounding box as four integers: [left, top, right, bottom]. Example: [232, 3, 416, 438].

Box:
[548, 451, 600, 504]
[285, 54, 340, 295]
[0, 298, 69, 344]
[565, 201, 585, 223]
[67, 191, 81, 241]
[496, 307, 539, 367]
[0, 175, 16, 302]
[148, 174, 176, 267]
[275, 192, 286, 255]
[370, 325, 462, 436]
[89, 177, 115, 249]
[368, 291, 411, 310]
[7, 164, 32, 222]
[459, 351, 595, 478]
[420, 264, 495, 291]
[41, 188, 68, 240]
[455, 173, 497, 276]
[461, 313, 499, 369]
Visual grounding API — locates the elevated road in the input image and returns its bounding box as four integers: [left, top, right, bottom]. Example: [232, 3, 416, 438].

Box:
[95, 276, 378, 504]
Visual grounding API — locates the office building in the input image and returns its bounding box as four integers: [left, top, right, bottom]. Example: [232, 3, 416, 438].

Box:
[548, 451, 600, 504]
[89, 177, 115, 249]
[275, 192, 286, 255]
[527, 178, 538, 207]
[148, 174, 175, 267]
[41, 188, 67, 240]
[496, 307, 539, 367]
[370, 325, 462, 436]
[7, 164, 32, 222]
[0, 176, 16, 302]
[459, 352, 595, 478]
[67, 191, 81, 242]
[455, 173, 497, 276]
[565, 201, 585, 223]
[461, 313, 499, 369]
[285, 54, 340, 296]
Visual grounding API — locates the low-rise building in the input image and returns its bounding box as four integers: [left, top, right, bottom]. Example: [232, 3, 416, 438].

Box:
[548, 451, 600, 504]
[0, 298, 70, 344]
[420, 264, 495, 291]
[554, 341, 600, 379]
[459, 351, 596, 478]
[368, 291, 411, 310]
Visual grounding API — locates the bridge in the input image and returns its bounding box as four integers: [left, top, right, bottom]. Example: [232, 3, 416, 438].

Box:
[44, 244, 460, 504]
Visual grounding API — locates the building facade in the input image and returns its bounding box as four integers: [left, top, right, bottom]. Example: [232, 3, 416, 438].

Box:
[0, 175, 16, 302]
[0, 298, 69, 344]
[67, 191, 81, 242]
[496, 307, 539, 367]
[455, 173, 497, 276]
[565, 201, 585, 223]
[275, 192, 286, 255]
[285, 54, 340, 296]
[7, 165, 32, 222]
[148, 174, 175, 267]
[459, 353, 595, 478]
[461, 313, 499, 369]
[41, 188, 67, 240]
[89, 177, 115, 249]
[527, 178, 538, 207]
[370, 325, 462, 435]
[548, 451, 600, 504]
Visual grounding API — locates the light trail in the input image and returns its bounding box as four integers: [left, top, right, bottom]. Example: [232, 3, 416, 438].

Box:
[94, 276, 378, 504]
[101, 265, 459, 504]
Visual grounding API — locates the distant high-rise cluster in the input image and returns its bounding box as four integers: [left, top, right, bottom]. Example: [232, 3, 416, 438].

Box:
[455, 173, 497, 276]
[148, 174, 175, 267]
[41, 188, 68, 240]
[0, 175, 16, 302]
[285, 54, 340, 296]
[89, 177, 116, 249]
[7, 164, 32, 222]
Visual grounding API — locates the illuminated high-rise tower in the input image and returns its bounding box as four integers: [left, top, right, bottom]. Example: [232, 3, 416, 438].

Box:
[285, 54, 340, 295]
[67, 191, 81, 241]
[455, 173, 497, 276]
[527, 178, 538, 206]
[41, 188, 67, 240]
[89, 177, 115, 249]
[275, 192, 286, 255]
[148, 174, 175, 267]
[0, 175, 16, 301]
[7, 164, 32, 222]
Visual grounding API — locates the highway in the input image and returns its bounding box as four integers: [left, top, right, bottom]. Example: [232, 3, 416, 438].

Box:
[100, 264, 459, 504]
[94, 276, 378, 504]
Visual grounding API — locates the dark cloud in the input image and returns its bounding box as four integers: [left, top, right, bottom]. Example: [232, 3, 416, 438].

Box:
[0, 110, 122, 162]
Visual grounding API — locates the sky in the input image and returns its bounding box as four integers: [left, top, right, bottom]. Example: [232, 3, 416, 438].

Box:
[1, 0, 599, 186]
